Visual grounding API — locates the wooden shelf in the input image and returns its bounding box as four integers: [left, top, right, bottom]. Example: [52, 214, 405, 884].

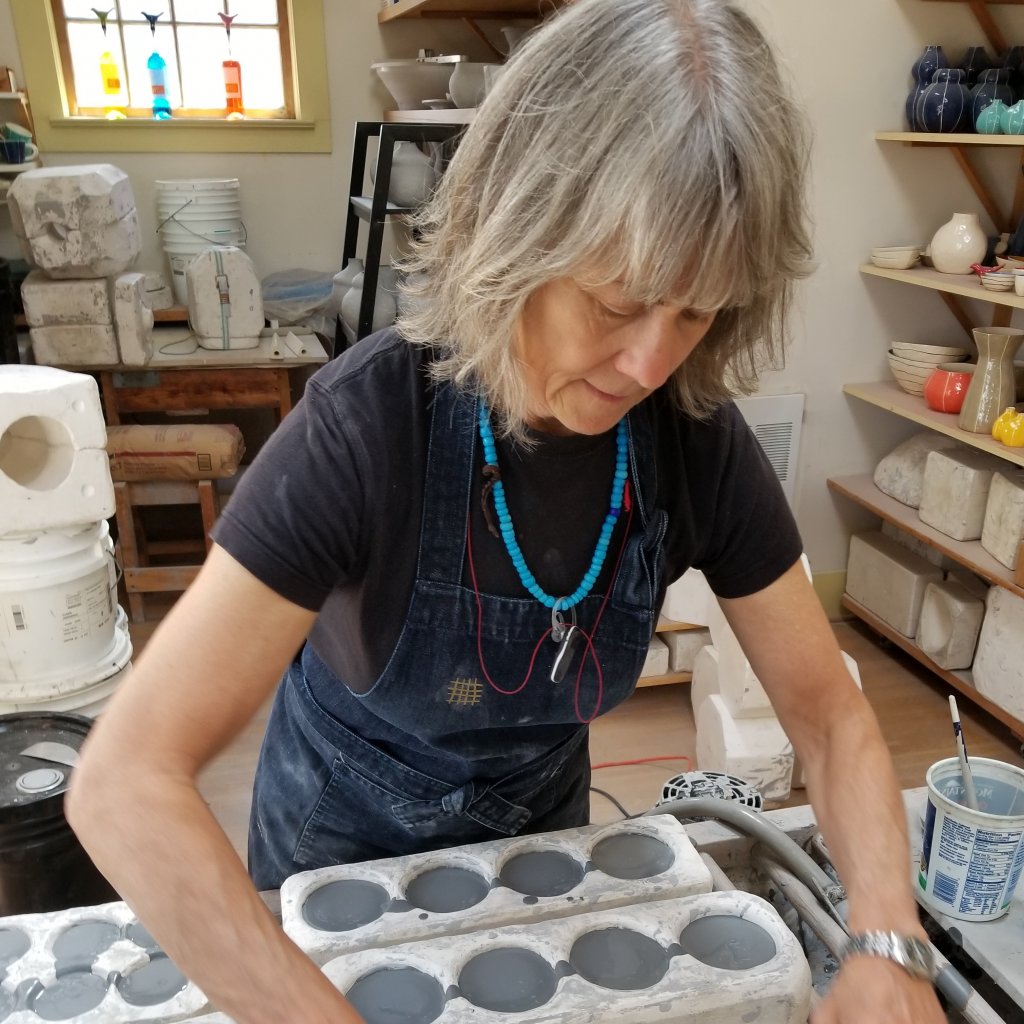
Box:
[828, 473, 1024, 596]
[876, 131, 1024, 147]
[379, 0, 558, 22]
[860, 263, 1024, 310]
[842, 380, 1024, 468]
[637, 671, 692, 689]
[383, 108, 476, 124]
[656, 616, 702, 633]
[840, 595, 1024, 738]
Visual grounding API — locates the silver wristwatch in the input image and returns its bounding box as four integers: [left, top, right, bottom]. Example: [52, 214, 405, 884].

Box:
[841, 931, 935, 980]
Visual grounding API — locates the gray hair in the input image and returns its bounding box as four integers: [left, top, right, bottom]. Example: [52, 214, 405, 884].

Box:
[399, 0, 813, 439]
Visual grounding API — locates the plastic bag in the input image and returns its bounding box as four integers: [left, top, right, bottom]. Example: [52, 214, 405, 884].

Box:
[260, 268, 335, 325]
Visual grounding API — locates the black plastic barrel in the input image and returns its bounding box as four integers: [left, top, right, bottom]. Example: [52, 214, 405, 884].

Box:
[0, 712, 117, 914]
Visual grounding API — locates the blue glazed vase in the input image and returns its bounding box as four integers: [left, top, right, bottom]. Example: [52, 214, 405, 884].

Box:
[977, 98, 1008, 134]
[1000, 98, 1024, 134]
[918, 69, 973, 133]
[1001, 45, 1024, 91]
[971, 68, 1017, 123]
[959, 45, 994, 87]
[907, 45, 949, 130]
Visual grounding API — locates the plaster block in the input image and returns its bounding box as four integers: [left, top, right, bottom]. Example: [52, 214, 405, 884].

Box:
[661, 568, 712, 625]
[695, 694, 794, 803]
[873, 431, 966, 508]
[662, 627, 711, 673]
[881, 520, 951, 569]
[973, 586, 1024, 722]
[19, 271, 112, 327]
[0, 899, 209, 1021]
[112, 272, 155, 366]
[320, 891, 811, 1024]
[29, 324, 119, 367]
[7, 164, 137, 236]
[845, 531, 942, 637]
[917, 579, 986, 671]
[640, 635, 670, 677]
[141, 270, 174, 310]
[689, 645, 719, 720]
[919, 448, 1002, 541]
[707, 600, 773, 718]
[981, 468, 1024, 570]
[281, 816, 711, 965]
[0, 364, 114, 533]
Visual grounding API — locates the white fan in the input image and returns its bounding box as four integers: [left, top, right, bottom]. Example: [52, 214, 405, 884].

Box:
[657, 770, 763, 812]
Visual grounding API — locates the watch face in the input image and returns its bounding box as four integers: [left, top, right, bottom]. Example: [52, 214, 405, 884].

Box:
[904, 937, 934, 977]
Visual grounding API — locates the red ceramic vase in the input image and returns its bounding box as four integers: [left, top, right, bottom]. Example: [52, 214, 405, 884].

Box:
[923, 363, 974, 414]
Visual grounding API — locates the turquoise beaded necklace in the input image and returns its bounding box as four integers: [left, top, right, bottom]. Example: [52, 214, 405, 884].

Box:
[477, 397, 629, 619]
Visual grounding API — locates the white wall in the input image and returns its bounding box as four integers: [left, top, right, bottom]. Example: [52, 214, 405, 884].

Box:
[3, 0, 1023, 575]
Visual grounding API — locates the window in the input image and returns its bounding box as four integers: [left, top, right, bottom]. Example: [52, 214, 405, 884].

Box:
[53, 1, 293, 120]
[8, 0, 330, 153]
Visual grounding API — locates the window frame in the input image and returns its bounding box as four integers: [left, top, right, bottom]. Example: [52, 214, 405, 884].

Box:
[51, 1, 295, 121]
[9, 0, 331, 154]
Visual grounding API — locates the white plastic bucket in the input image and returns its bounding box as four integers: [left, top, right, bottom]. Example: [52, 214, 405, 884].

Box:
[0, 522, 122, 701]
[918, 756, 1024, 921]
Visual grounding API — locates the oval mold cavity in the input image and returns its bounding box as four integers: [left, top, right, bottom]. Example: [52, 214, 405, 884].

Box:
[499, 849, 585, 897]
[116, 955, 189, 1006]
[303, 879, 390, 932]
[405, 866, 489, 913]
[570, 927, 670, 990]
[0, 927, 29, 969]
[30, 971, 108, 1021]
[52, 921, 120, 970]
[125, 922, 161, 954]
[459, 947, 557, 1012]
[679, 914, 777, 970]
[591, 832, 674, 879]
[346, 965, 446, 1024]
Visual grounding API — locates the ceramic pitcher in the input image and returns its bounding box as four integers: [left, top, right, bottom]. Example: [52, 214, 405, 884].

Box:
[958, 327, 1024, 432]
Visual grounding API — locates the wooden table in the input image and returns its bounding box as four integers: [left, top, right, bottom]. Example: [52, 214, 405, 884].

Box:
[66, 327, 328, 426]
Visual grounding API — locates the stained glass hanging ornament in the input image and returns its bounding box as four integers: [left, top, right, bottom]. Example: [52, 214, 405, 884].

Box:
[93, 8, 126, 119]
[143, 12, 172, 119]
[218, 11, 244, 119]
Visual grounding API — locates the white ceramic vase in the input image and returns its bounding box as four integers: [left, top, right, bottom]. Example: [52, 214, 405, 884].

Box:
[929, 212, 987, 274]
[341, 269, 398, 335]
[383, 141, 437, 208]
[330, 258, 363, 317]
[448, 63, 500, 108]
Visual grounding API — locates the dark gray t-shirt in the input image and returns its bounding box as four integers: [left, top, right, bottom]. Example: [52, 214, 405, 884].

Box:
[211, 330, 802, 690]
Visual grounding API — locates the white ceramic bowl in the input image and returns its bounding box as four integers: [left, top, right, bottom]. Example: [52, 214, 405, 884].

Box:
[888, 349, 950, 369]
[891, 341, 969, 360]
[887, 351, 933, 394]
[996, 254, 1024, 270]
[871, 244, 924, 254]
[870, 252, 921, 270]
[372, 61, 458, 111]
[981, 273, 1015, 291]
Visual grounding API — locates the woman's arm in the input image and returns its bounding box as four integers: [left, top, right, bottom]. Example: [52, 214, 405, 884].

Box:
[67, 544, 363, 1024]
[719, 559, 944, 1024]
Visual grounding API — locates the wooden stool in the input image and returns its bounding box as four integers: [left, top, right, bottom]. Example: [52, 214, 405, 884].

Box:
[113, 479, 219, 622]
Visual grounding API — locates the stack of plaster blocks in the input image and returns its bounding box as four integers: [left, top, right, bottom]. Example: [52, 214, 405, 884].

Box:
[178, 816, 811, 1024]
[661, 561, 859, 803]
[857, 434, 1024, 702]
[7, 164, 155, 366]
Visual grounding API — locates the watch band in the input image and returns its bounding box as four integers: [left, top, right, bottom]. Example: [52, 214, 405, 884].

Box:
[841, 931, 935, 981]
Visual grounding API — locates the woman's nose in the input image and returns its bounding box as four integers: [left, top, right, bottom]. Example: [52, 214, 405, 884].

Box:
[614, 313, 693, 391]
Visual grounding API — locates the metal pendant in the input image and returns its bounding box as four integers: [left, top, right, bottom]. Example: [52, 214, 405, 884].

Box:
[551, 624, 583, 684]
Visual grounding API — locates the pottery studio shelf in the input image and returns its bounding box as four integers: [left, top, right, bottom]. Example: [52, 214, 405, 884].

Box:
[383, 109, 476, 124]
[378, 0, 562, 22]
[860, 264, 1024, 311]
[636, 616, 700, 689]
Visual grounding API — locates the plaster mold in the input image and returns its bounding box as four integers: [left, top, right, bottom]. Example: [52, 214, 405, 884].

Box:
[689, 644, 719, 720]
[28, 325, 120, 368]
[281, 816, 712, 964]
[320, 890, 811, 1024]
[917, 578, 985, 670]
[0, 900, 207, 1023]
[662, 627, 710, 673]
[872, 432, 965, 508]
[980, 468, 1024, 569]
[660, 569, 712, 625]
[972, 585, 1024, 721]
[640, 635, 669, 677]
[706, 600, 773, 718]
[20, 274, 112, 328]
[0, 365, 114, 533]
[112, 273, 156, 366]
[919, 448, 1002, 541]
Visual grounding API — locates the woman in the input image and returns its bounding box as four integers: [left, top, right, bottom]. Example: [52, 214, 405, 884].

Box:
[69, 1, 944, 1022]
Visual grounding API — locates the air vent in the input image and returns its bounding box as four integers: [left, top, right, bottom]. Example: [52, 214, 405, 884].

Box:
[733, 393, 804, 508]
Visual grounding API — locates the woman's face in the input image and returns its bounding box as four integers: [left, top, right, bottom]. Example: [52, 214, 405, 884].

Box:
[515, 277, 717, 436]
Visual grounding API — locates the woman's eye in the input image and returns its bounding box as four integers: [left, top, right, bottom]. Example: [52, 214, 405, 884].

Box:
[599, 299, 642, 318]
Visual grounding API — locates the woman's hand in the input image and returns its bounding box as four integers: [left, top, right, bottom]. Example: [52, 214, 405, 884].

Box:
[811, 957, 945, 1024]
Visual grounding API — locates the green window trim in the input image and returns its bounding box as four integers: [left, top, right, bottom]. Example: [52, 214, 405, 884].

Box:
[9, 0, 332, 154]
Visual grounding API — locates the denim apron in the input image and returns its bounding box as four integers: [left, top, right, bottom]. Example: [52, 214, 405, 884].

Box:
[248, 382, 668, 889]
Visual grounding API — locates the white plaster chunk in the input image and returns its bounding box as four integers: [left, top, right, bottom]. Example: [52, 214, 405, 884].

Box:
[873, 431, 966, 508]
[142, 270, 174, 310]
[23, 210, 142, 280]
[0, 365, 114, 533]
[20, 271, 112, 327]
[281, 816, 712, 965]
[917, 579, 985, 670]
[640, 635, 670, 677]
[981, 468, 1024, 570]
[320, 891, 811, 1024]
[661, 568, 713, 625]
[689, 644, 719, 720]
[973, 586, 1024, 722]
[0, 898, 209, 1021]
[707, 599, 774, 718]
[695, 693, 794, 803]
[662, 627, 710, 673]
[7, 164, 137, 235]
[113, 272, 155, 366]
[919, 448, 1003, 542]
[845, 531, 943, 637]
[30, 323, 119, 367]
[881, 520, 950, 568]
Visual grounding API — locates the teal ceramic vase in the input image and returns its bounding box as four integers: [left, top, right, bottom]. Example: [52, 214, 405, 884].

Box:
[977, 99, 1008, 133]
[1000, 98, 1024, 134]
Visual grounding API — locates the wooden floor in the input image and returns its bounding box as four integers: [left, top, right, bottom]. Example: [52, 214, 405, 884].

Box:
[126, 613, 1024, 861]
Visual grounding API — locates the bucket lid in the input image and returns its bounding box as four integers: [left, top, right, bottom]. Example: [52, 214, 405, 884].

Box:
[0, 712, 92, 821]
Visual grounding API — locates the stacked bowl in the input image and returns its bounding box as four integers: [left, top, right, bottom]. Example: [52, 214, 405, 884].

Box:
[870, 245, 922, 270]
[888, 341, 970, 396]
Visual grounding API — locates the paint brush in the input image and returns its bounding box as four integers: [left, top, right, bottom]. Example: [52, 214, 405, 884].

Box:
[949, 695, 979, 810]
